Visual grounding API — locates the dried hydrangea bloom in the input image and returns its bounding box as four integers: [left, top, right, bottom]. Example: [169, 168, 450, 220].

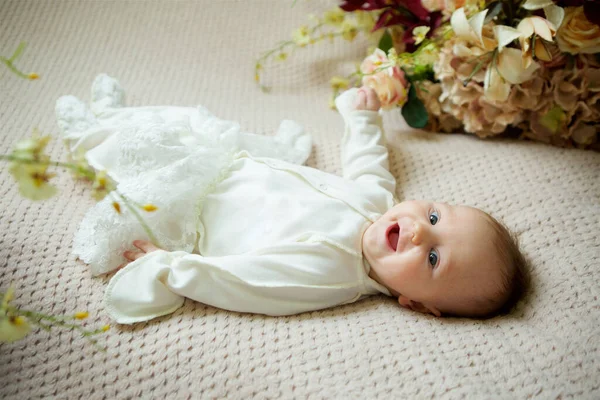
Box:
[433, 37, 525, 137]
[520, 54, 600, 149]
[416, 81, 463, 133]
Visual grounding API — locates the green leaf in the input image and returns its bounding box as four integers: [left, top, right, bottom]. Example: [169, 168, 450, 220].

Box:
[378, 30, 393, 53]
[401, 84, 428, 129]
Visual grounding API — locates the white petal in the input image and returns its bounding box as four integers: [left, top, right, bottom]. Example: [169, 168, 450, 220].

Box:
[523, 0, 554, 10]
[469, 10, 489, 46]
[532, 17, 554, 41]
[484, 66, 511, 102]
[451, 8, 477, 43]
[497, 48, 540, 84]
[544, 5, 565, 31]
[494, 25, 522, 53]
[517, 18, 535, 38]
[453, 42, 473, 57]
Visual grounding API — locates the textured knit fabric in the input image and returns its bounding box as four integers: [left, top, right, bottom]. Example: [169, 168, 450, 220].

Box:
[1, 1, 599, 399]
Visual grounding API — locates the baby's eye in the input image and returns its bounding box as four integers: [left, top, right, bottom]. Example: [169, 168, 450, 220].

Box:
[429, 249, 439, 268]
[429, 210, 439, 225]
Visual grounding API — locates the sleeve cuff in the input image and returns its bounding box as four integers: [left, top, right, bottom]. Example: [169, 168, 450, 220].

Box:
[104, 250, 187, 324]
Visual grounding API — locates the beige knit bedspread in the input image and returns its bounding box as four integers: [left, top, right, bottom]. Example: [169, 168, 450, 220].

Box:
[1, 1, 598, 398]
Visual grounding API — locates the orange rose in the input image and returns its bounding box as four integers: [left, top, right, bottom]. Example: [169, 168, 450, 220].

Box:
[556, 7, 600, 54]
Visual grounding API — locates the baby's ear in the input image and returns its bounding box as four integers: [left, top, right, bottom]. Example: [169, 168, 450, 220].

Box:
[398, 295, 441, 317]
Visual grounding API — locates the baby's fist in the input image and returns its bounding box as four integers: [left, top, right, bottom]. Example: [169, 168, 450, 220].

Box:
[353, 86, 380, 111]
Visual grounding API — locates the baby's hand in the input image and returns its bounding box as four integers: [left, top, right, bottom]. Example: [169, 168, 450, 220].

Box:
[353, 86, 380, 111]
[117, 240, 162, 270]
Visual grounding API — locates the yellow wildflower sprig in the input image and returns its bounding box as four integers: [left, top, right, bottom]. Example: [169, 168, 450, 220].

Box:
[329, 70, 362, 109]
[1, 132, 161, 246]
[255, 7, 374, 91]
[1, 42, 39, 80]
[0, 285, 109, 350]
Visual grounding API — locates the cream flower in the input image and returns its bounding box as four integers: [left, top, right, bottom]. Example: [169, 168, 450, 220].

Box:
[556, 7, 600, 54]
[413, 26, 431, 45]
[451, 8, 541, 102]
[517, 6, 564, 68]
[0, 316, 31, 343]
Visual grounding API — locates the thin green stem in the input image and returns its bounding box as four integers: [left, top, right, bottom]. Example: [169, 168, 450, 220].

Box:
[0, 155, 96, 180]
[8, 306, 107, 351]
[113, 192, 161, 248]
[0, 56, 30, 79]
[9, 42, 26, 62]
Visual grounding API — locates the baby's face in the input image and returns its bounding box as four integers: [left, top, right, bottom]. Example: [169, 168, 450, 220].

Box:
[362, 200, 502, 316]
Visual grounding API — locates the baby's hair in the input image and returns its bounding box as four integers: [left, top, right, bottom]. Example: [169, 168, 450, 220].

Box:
[480, 212, 530, 318]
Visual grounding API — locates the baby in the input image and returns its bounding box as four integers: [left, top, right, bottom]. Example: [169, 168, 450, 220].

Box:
[57, 75, 527, 324]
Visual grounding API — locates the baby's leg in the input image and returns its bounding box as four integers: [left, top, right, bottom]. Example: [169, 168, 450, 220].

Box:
[238, 120, 312, 165]
[56, 75, 214, 155]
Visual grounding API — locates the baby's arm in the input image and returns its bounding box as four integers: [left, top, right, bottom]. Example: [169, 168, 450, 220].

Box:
[335, 87, 396, 195]
[107, 240, 358, 324]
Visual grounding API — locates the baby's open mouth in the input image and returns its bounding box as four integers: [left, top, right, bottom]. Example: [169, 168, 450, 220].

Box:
[386, 223, 400, 252]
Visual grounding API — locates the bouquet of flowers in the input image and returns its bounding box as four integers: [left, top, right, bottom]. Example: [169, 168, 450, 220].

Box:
[256, 0, 600, 150]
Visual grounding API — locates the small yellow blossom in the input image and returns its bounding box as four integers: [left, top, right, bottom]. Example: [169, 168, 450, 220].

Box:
[354, 11, 375, 31]
[413, 26, 430, 45]
[12, 131, 51, 161]
[254, 73, 260, 82]
[255, 63, 263, 71]
[293, 25, 311, 47]
[341, 21, 358, 41]
[142, 204, 158, 212]
[102, 325, 110, 332]
[74, 311, 89, 320]
[0, 315, 31, 343]
[276, 52, 288, 61]
[308, 14, 320, 24]
[9, 163, 58, 201]
[112, 201, 121, 214]
[91, 170, 114, 201]
[28, 73, 39, 80]
[330, 76, 350, 91]
[323, 8, 345, 27]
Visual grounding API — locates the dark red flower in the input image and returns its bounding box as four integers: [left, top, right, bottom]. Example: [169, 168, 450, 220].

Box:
[554, 0, 600, 26]
[339, 0, 443, 51]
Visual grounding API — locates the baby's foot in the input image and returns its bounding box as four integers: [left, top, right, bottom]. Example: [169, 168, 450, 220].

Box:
[91, 73, 125, 115]
[274, 120, 312, 165]
[56, 95, 97, 140]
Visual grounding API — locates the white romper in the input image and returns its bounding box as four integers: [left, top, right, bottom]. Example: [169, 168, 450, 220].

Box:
[56, 76, 396, 324]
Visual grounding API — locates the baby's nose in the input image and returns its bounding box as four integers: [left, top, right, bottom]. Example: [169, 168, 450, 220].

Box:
[411, 222, 423, 245]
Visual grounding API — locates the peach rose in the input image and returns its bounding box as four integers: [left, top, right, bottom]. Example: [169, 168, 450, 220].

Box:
[362, 66, 409, 109]
[360, 49, 409, 109]
[556, 7, 600, 54]
[360, 49, 389, 75]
